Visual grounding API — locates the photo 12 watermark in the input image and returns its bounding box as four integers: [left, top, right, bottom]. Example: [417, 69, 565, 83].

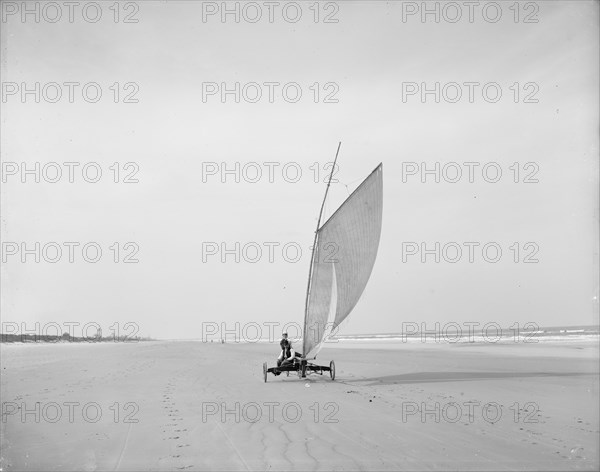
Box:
[0, 321, 141, 343]
[400, 242, 540, 263]
[201, 81, 339, 103]
[201, 241, 340, 264]
[1, 82, 140, 104]
[400, 2, 540, 24]
[201, 321, 340, 344]
[401, 82, 539, 104]
[200, 1, 339, 24]
[401, 400, 540, 424]
[202, 401, 339, 423]
[1, 401, 140, 424]
[399, 321, 540, 343]
[1, 162, 140, 184]
[1, 242, 140, 263]
[400, 161, 539, 184]
[201, 161, 339, 184]
[1, 2, 140, 24]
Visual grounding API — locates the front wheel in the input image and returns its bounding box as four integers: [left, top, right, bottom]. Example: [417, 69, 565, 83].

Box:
[263, 362, 268, 383]
[329, 360, 335, 380]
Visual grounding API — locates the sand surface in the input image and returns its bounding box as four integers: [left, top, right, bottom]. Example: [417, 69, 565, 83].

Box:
[1, 340, 598, 471]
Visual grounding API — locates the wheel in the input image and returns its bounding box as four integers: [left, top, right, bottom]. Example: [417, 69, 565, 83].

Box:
[301, 362, 307, 378]
[263, 362, 268, 383]
[329, 360, 335, 380]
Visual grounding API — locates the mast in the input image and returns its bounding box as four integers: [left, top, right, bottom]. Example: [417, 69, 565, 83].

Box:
[302, 141, 341, 359]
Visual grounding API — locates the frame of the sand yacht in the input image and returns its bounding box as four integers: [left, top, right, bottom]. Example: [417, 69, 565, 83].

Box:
[263, 358, 335, 382]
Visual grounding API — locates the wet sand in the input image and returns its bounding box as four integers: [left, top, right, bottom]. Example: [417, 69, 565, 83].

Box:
[1, 340, 598, 471]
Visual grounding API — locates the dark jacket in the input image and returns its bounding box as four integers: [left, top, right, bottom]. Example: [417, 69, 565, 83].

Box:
[280, 339, 292, 357]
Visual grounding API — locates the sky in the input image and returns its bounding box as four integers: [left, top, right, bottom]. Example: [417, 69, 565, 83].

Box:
[1, 0, 598, 340]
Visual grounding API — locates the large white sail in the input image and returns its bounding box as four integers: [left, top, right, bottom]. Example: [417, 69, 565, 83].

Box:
[302, 163, 383, 358]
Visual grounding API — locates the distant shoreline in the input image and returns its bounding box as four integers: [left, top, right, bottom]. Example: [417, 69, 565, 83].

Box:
[0, 334, 154, 344]
[2, 325, 597, 345]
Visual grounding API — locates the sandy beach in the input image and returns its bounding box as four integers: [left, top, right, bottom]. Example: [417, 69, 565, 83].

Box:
[1, 340, 598, 471]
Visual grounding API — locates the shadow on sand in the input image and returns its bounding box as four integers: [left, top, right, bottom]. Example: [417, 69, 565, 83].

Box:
[341, 371, 596, 386]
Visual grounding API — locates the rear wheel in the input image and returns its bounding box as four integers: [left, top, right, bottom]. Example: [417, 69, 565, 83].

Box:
[263, 362, 268, 383]
[329, 360, 335, 380]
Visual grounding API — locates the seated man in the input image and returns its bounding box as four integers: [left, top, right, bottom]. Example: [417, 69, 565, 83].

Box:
[275, 332, 301, 375]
